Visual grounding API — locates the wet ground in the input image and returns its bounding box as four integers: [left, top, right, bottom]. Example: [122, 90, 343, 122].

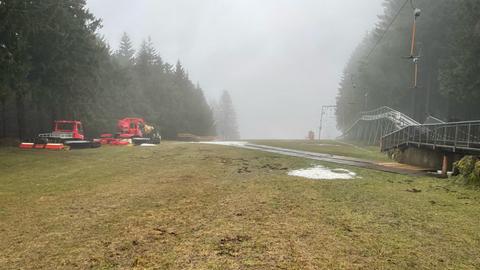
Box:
[202, 142, 429, 176]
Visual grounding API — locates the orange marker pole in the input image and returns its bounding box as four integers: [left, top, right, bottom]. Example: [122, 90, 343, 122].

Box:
[410, 18, 417, 57]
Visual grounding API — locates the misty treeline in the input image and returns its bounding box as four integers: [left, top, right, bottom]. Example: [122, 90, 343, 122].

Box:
[211, 90, 240, 140]
[336, 0, 480, 131]
[0, 0, 216, 139]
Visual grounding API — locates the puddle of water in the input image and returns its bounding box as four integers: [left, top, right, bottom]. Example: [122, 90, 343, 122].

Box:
[288, 165, 357, 180]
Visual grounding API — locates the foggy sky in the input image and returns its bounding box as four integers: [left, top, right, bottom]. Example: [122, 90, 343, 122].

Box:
[86, 0, 383, 139]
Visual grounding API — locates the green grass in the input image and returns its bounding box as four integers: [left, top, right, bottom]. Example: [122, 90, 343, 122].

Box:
[250, 140, 390, 162]
[1, 143, 480, 269]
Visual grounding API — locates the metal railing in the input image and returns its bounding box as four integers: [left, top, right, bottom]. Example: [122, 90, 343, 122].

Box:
[340, 106, 419, 139]
[358, 106, 419, 128]
[381, 120, 480, 153]
[39, 132, 74, 139]
[424, 115, 445, 124]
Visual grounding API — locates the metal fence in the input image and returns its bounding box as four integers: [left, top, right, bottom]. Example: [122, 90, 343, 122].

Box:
[381, 120, 480, 153]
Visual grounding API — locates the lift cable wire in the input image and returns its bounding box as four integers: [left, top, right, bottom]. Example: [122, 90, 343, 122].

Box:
[365, 0, 410, 60]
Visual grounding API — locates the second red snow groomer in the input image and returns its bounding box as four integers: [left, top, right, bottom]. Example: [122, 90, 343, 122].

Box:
[98, 118, 161, 146]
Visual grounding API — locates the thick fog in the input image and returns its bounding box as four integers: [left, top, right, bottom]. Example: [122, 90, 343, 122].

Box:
[87, 0, 383, 139]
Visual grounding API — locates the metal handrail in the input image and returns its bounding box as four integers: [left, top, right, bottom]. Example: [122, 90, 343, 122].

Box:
[341, 106, 419, 138]
[381, 120, 480, 153]
[38, 132, 74, 139]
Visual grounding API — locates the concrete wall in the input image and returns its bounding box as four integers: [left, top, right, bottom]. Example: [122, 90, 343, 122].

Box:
[393, 147, 462, 170]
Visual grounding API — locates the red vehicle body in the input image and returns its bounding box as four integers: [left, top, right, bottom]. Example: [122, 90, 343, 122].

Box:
[117, 118, 146, 138]
[97, 118, 160, 146]
[19, 120, 99, 150]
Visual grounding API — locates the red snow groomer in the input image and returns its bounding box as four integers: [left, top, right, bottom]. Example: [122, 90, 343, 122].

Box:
[97, 118, 161, 146]
[19, 120, 101, 150]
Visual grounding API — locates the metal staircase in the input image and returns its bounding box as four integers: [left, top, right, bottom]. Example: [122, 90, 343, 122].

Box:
[340, 106, 480, 154]
[340, 106, 420, 145]
[381, 120, 480, 154]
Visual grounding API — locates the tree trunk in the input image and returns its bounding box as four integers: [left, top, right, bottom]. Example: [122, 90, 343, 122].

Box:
[1, 98, 6, 138]
[15, 92, 25, 139]
[51, 105, 57, 124]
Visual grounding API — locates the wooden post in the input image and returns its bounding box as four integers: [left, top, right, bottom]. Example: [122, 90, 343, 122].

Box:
[441, 154, 449, 176]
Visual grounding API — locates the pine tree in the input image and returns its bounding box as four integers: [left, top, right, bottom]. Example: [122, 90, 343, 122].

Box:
[215, 90, 240, 140]
[175, 60, 186, 80]
[0, 64, 8, 138]
[136, 37, 158, 67]
[115, 32, 135, 67]
[439, 0, 480, 107]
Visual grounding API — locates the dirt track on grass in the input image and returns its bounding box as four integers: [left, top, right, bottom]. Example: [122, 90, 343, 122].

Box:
[235, 143, 430, 176]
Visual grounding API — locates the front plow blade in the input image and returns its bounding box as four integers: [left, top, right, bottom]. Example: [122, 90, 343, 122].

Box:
[64, 140, 101, 149]
[19, 142, 65, 150]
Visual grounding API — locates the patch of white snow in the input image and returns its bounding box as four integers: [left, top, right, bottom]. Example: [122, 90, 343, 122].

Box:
[288, 165, 357, 180]
[316, 144, 342, 147]
[200, 141, 248, 147]
[140, 143, 157, 147]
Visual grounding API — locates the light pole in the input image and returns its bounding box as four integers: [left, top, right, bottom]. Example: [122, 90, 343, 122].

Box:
[404, 7, 421, 88]
[410, 7, 421, 119]
[364, 91, 369, 110]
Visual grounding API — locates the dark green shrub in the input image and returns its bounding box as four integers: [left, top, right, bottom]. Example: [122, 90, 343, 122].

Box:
[453, 156, 480, 186]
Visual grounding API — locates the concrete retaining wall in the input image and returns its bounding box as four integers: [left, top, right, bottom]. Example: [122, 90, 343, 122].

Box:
[393, 147, 462, 170]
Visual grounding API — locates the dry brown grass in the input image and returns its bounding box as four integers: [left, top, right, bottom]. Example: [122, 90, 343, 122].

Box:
[1, 142, 480, 269]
